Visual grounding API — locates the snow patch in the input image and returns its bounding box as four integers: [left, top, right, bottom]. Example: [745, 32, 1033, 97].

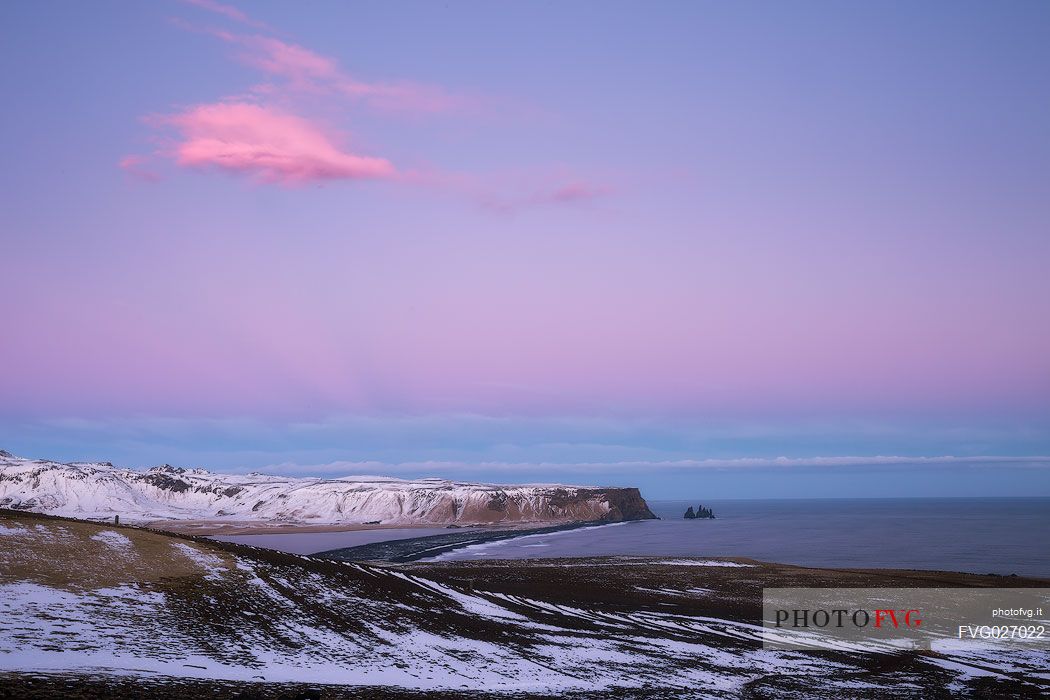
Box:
[171, 543, 227, 579]
[635, 586, 713, 597]
[651, 559, 755, 568]
[90, 530, 132, 550]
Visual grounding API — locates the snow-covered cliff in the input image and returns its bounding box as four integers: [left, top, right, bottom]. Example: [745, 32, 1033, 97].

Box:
[0, 451, 655, 526]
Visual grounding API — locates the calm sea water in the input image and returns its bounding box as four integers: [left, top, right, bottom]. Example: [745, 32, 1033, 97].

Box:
[433, 498, 1050, 577]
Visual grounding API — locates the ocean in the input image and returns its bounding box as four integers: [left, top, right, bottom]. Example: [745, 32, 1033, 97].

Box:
[213, 497, 1050, 577]
[431, 497, 1050, 577]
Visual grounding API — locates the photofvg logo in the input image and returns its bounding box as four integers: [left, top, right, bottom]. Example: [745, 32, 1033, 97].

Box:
[774, 607, 923, 631]
[761, 588, 1050, 651]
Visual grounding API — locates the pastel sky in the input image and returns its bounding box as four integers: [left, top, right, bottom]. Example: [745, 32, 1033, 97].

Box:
[1, 1, 1048, 498]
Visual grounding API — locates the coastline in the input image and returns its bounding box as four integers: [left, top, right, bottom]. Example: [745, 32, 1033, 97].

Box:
[315, 518, 631, 563]
[3, 508, 1048, 698]
[143, 519, 500, 536]
[106, 496, 1050, 578]
[147, 516, 632, 537]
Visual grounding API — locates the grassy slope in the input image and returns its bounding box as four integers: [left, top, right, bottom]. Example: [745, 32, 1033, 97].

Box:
[0, 509, 1046, 699]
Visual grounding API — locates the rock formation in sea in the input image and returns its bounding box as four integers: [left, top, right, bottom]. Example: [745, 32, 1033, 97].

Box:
[684, 505, 715, 519]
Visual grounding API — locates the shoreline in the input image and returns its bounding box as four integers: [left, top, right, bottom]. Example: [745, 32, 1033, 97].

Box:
[3, 508, 1048, 698]
[315, 518, 639, 563]
[9, 507, 1049, 577]
[144, 519, 568, 536]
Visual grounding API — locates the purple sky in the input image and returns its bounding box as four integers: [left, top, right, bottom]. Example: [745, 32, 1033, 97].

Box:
[1, 1, 1048, 497]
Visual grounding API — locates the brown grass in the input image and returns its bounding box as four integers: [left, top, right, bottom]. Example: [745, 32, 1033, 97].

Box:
[0, 512, 234, 590]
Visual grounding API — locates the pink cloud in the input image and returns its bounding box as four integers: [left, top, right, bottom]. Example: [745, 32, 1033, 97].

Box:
[547, 182, 610, 203]
[146, 5, 588, 196]
[232, 35, 338, 85]
[209, 31, 472, 113]
[182, 0, 269, 30]
[118, 154, 161, 183]
[478, 180, 611, 213]
[160, 103, 395, 184]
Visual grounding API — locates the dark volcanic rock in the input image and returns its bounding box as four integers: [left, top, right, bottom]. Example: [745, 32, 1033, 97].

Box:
[595, 487, 657, 521]
[136, 473, 191, 493]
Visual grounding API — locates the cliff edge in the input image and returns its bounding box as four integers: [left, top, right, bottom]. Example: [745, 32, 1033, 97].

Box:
[0, 451, 657, 527]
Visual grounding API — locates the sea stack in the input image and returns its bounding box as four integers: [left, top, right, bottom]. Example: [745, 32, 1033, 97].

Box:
[684, 505, 715, 519]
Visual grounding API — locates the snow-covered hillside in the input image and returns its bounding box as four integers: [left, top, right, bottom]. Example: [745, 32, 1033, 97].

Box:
[2, 511, 1044, 697]
[0, 450, 655, 526]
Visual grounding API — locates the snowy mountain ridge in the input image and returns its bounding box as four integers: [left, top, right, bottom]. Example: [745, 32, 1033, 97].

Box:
[0, 451, 656, 526]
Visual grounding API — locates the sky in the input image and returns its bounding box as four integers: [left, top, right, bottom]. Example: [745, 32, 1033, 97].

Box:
[1, 1, 1048, 498]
